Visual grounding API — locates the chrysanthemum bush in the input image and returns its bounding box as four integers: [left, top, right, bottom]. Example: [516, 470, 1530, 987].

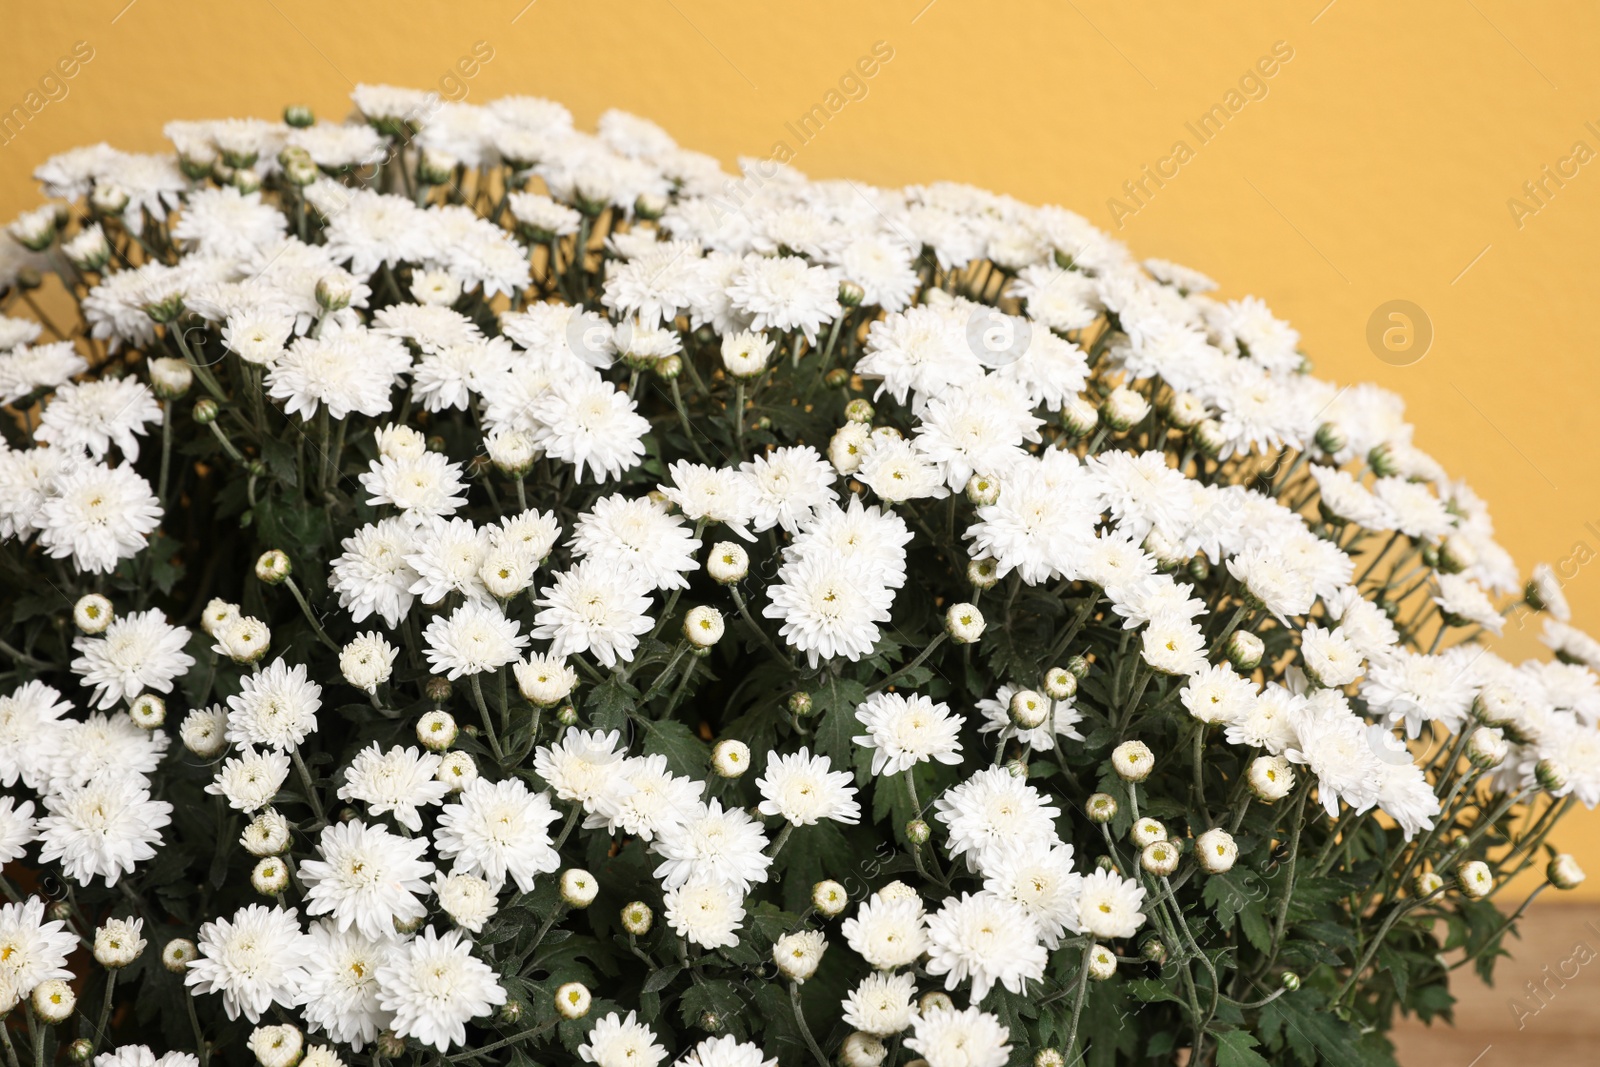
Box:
[0, 85, 1597, 1067]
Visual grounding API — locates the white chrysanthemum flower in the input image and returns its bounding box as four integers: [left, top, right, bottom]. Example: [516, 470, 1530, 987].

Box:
[0, 797, 37, 865]
[433, 777, 561, 893]
[1434, 573, 1504, 635]
[1072, 868, 1147, 940]
[653, 798, 772, 892]
[1139, 614, 1208, 676]
[534, 728, 634, 814]
[336, 744, 449, 832]
[0, 682, 71, 791]
[1299, 624, 1365, 687]
[842, 971, 919, 1036]
[37, 463, 164, 576]
[980, 839, 1082, 948]
[266, 327, 410, 420]
[763, 554, 895, 668]
[740, 445, 839, 534]
[585, 754, 700, 843]
[46, 712, 167, 790]
[70, 608, 194, 711]
[727, 254, 841, 343]
[0, 898, 77, 1008]
[857, 434, 949, 503]
[934, 766, 1062, 872]
[340, 632, 397, 694]
[1283, 704, 1383, 819]
[1180, 664, 1257, 726]
[299, 820, 434, 941]
[512, 651, 579, 707]
[360, 453, 470, 518]
[531, 559, 655, 668]
[186, 905, 310, 1023]
[853, 693, 963, 777]
[328, 521, 421, 630]
[225, 657, 323, 751]
[755, 747, 860, 826]
[841, 894, 927, 970]
[660, 460, 761, 542]
[578, 1010, 668, 1067]
[905, 1005, 1011, 1067]
[412, 337, 516, 412]
[206, 748, 292, 814]
[37, 774, 171, 887]
[35, 376, 161, 462]
[662, 875, 746, 950]
[405, 517, 491, 605]
[179, 705, 228, 758]
[375, 926, 507, 1053]
[1361, 649, 1480, 738]
[432, 872, 498, 933]
[423, 601, 529, 679]
[529, 374, 649, 482]
[569, 493, 702, 591]
[924, 891, 1047, 1001]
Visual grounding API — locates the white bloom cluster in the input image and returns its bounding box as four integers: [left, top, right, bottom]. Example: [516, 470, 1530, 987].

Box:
[0, 86, 1591, 1067]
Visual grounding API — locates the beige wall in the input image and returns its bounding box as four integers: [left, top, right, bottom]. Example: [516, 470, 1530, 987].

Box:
[4, 0, 1599, 895]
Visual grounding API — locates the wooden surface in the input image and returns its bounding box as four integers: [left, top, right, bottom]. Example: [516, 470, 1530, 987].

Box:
[1392, 902, 1600, 1063]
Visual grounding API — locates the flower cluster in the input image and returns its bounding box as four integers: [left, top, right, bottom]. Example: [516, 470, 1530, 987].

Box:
[0, 85, 1592, 1067]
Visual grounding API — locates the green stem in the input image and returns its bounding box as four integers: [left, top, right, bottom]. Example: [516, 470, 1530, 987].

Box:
[790, 982, 830, 1067]
[469, 674, 506, 762]
[868, 632, 947, 695]
[290, 748, 327, 825]
[282, 576, 339, 652]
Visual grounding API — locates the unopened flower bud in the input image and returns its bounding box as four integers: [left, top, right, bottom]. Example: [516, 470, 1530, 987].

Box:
[1085, 793, 1117, 824]
[787, 691, 813, 717]
[485, 429, 537, 476]
[418, 148, 457, 186]
[684, 605, 724, 648]
[437, 750, 477, 791]
[1309, 421, 1345, 456]
[1043, 667, 1077, 701]
[283, 105, 314, 128]
[1130, 817, 1166, 849]
[919, 991, 954, 1015]
[967, 557, 999, 590]
[698, 1012, 721, 1033]
[1368, 443, 1400, 477]
[555, 982, 591, 1019]
[1060, 396, 1099, 438]
[129, 694, 165, 730]
[497, 1000, 524, 1026]
[838, 279, 866, 308]
[1141, 839, 1180, 876]
[193, 397, 219, 424]
[1087, 944, 1117, 981]
[1009, 689, 1048, 729]
[706, 542, 749, 584]
[94, 917, 147, 969]
[712, 739, 749, 778]
[1536, 758, 1569, 792]
[824, 368, 850, 389]
[844, 398, 874, 424]
[32, 980, 75, 1023]
[1196, 828, 1238, 873]
[1413, 871, 1443, 898]
[1139, 938, 1167, 965]
[556, 704, 578, 726]
[1102, 386, 1150, 432]
[560, 869, 598, 908]
[1457, 860, 1493, 899]
[68, 1040, 93, 1064]
[1226, 631, 1264, 671]
[812, 880, 848, 917]
[252, 857, 290, 895]
[1163, 392, 1206, 431]
[1281, 971, 1301, 992]
[163, 939, 198, 972]
[773, 930, 827, 982]
[1466, 727, 1508, 769]
[416, 711, 457, 752]
[1192, 418, 1226, 459]
[243, 811, 292, 857]
[1248, 755, 1294, 801]
[73, 593, 113, 634]
[656, 354, 682, 380]
[1112, 740, 1154, 782]
[249, 1024, 303, 1067]
[1549, 854, 1586, 890]
[315, 275, 353, 312]
[841, 1033, 886, 1067]
[906, 819, 930, 845]
[149, 357, 193, 400]
[945, 603, 985, 644]
[217, 616, 272, 665]
[964, 474, 999, 507]
[621, 901, 653, 935]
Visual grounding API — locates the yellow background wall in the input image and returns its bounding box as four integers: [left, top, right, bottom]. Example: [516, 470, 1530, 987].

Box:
[3, 1, 1599, 893]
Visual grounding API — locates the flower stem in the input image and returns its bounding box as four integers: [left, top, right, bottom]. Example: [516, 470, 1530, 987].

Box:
[290, 748, 327, 825]
[283, 576, 339, 652]
[469, 673, 506, 762]
[789, 982, 830, 1067]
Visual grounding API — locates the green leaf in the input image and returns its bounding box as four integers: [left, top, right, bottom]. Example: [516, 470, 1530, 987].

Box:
[811, 675, 866, 766]
[640, 717, 709, 777]
[584, 675, 640, 732]
[641, 965, 682, 994]
[1214, 1030, 1270, 1067]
